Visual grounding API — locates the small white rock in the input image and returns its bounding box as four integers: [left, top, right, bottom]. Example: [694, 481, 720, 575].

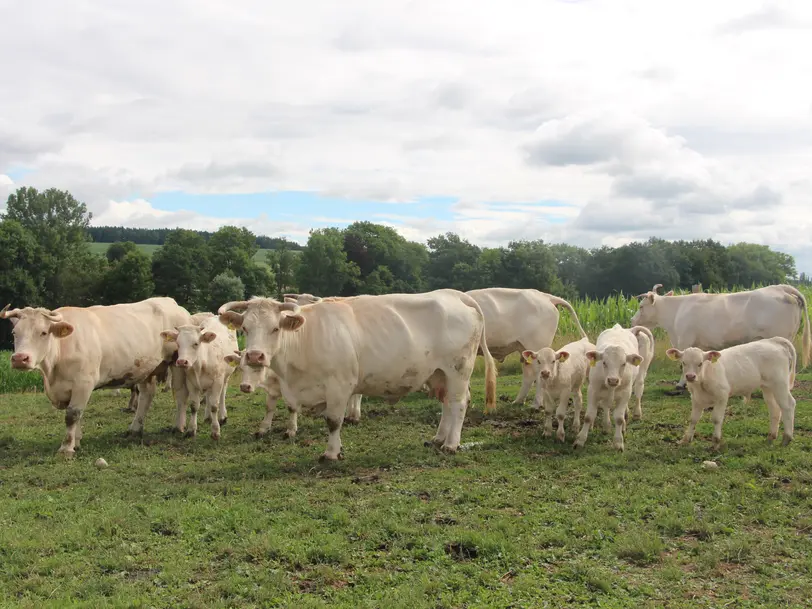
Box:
[701, 460, 718, 469]
[95, 457, 109, 468]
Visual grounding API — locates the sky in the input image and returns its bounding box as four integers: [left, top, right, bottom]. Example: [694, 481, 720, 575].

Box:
[2, 0, 812, 272]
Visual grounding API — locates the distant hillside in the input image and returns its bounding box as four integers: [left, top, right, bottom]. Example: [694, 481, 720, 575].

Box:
[87, 242, 300, 266]
[87, 226, 304, 251]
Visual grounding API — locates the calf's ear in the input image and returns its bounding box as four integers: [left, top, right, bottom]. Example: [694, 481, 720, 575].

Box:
[585, 350, 599, 366]
[49, 321, 74, 339]
[705, 351, 722, 363]
[201, 331, 217, 343]
[521, 350, 536, 364]
[219, 311, 244, 330]
[160, 329, 179, 343]
[665, 348, 682, 361]
[224, 354, 240, 367]
[627, 353, 643, 366]
[556, 350, 570, 363]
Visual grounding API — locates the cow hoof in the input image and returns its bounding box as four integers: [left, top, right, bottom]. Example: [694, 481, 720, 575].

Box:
[782, 434, 792, 446]
[344, 417, 359, 425]
[127, 428, 144, 438]
[440, 445, 458, 455]
[613, 442, 625, 452]
[219, 418, 227, 426]
[318, 452, 343, 462]
[184, 430, 197, 438]
[632, 413, 643, 422]
[211, 432, 220, 441]
[767, 433, 777, 443]
[57, 449, 75, 460]
[556, 432, 565, 443]
[572, 441, 584, 450]
[254, 430, 267, 439]
[283, 430, 297, 439]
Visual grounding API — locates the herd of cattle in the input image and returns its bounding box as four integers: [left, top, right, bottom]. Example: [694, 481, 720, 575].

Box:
[1, 283, 809, 461]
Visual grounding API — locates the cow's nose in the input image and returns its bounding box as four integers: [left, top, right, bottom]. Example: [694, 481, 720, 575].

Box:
[606, 377, 619, 386]
[240, 383, 253, 393]
[685, 373, 696, 382]
[11, 353, 30, 367]
[246, 350, 266, 365]
[540, 371, 551, 379]
[176, 359, 190, 368]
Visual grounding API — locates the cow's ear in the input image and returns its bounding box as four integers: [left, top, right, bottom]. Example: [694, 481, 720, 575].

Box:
[49, 321, 74, 339]
[219, 311, 244, 330]
[161, 330, 179, 343]
[705, 350, 722, 363]
[556, 350, 570, 363]
[279, 313, 305, 332]
[665, 348, 682, 361]
[647, 293, 655, 303]
[224, 353, 240, 367]
[586, 350, 599, 366]
[521, 350, 536, 364]
[201, 331, 217, 343]
[627, 353, 643, 366]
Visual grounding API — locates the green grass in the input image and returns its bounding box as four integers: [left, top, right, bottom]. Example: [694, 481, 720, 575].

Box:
[87, 242, 292, 267]
[1, 337, 811, 607]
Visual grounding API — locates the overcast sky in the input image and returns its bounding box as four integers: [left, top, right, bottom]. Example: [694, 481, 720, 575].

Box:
[2, 0, 812, 272]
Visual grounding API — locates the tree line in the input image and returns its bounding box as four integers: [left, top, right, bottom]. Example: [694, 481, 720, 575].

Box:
[0, 186, 802, 347]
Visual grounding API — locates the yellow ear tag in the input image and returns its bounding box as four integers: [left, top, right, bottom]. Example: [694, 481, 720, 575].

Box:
[228, 360, 238, 367]
[524, 356, 532, 365]
[227, 323, 236, 331]
[163, 334, 175, 343]
[589, 359, 596, 367]
[710, 354, 720, 363]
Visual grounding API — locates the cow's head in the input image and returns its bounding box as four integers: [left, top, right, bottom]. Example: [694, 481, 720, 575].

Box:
[218, 298, 303, 369]
[586, 345, 642, 388]
[666, 347, 720, 383]
[160, 324, 217, 369]
[630, 283, 674, 328]
[283, 293, 322, 305]
[522, 347, 569, 383]
[0, 304, 74, 370]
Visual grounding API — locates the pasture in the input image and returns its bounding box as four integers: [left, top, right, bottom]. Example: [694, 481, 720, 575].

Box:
[1, 334, 810, 608]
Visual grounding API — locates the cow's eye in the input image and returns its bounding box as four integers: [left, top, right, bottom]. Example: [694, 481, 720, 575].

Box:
[41, 331, 47, 336]
[193, 343, 199, 348]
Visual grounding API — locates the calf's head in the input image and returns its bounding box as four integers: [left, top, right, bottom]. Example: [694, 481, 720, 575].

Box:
[586, 345, 642, 387]
[0, 305, 74, 370]
[522, 347, 570, 383]
[218, 298, 304, 369]
[224, 349, 271, 394]
[666, 347, 720, 382]
[160, 324, 217, 368]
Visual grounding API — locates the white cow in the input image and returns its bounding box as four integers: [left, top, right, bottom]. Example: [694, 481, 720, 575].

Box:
[160, 315, 238, 440]
[631, 283, 811, 392]
[0, 297, 191, 457]
[225, 349, 363, 438]
[666, 337, 797, 449]
[465, 287, 587, 406]
[521, 335, 596, 442]
[218, 289, 497, 460]
[573, 324, 654, 451]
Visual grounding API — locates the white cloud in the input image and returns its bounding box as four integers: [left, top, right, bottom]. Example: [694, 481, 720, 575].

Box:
[2, 0, 812, 271]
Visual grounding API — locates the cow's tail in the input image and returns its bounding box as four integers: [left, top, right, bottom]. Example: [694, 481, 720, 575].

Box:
[630, 325, 656, 365]
[779, 285, 811, 368]
[460, 294, 497, 412]
[547, 295, 588, 340]
[774, 336, 798, 388]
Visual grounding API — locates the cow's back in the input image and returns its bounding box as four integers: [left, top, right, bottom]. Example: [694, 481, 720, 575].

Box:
[466, 287, 558, 351]
[596, 325, 637, 353]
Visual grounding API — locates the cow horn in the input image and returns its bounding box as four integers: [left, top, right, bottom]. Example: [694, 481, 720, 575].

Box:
[283, 293, 300, 300]
[0, 304, 13, 318]
[279, 302, 300, 313]
[217, 300, 252, 315]
[43, 311, 63, 322]
[652, 284, 663, 294]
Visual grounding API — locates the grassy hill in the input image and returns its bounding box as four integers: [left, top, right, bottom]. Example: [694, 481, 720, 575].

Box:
[87, 242, 298, 266]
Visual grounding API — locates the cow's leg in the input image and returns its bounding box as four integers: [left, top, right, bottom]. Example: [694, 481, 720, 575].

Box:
[256, 390, 277, 438]
[58, 383, 94, 458]
[345, 394, 362, 424]
[320, 396, 350, 461]
[542, 390, 556, 438]
[184, 388, 202, 438]
[513, 359, 536, 405]
[555, 392, 570, 443]
[612, 388, 633, 451]
[679, 396, 706, 445]
[73, 418, 84, 449]
[772, 386, 796, 446]
[602, 392, 613, 433]
[710, 399, 730, 451]
[285, 402, 299, 438]
[217, 382, 228, 426]
[207, 381, 225, 440]
[440, 380, 470, 454]
[574, 385, 601, 449]
[123, 388, 139, 413]
[631, 371, 645, 421]
[428, 394, 452, 448]
[172, 371, 189, 434]
[128, 378, 158, 436]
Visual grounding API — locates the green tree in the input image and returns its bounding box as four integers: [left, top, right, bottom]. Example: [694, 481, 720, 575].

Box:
[207, 226, 258, 278]
[151, 229, 212, 310]
[241, 263, 275, 298]
[105, 241, 140, 263]
[426, 233, 481, 290]
[266, 245, 300, 297]
[0, 219, 43, 307]
[100, 247, 154, 305]
[500, 240, 562, 293]
[727, 243, 796, 287]
[209, 271, 245, 312]
[296, 228, 360, 296]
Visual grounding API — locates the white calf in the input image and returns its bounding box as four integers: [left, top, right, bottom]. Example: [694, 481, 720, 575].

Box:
[666, 337, 797, 449]
[522, 336, 595, 442]
[574, 324, 652, 451]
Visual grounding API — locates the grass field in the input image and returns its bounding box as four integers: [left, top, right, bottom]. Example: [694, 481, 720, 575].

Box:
[1, 334, 811, 608]
[87, 242, 288, 266]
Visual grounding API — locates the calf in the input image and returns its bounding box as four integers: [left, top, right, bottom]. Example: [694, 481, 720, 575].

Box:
[666, 337, 797, 449]
[522, 336, 595, 442]
[573, 324, 654, 451]
[224, 350, 364, 439]
[0, 297, 191, 457]
[160, 315, 238, 440]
